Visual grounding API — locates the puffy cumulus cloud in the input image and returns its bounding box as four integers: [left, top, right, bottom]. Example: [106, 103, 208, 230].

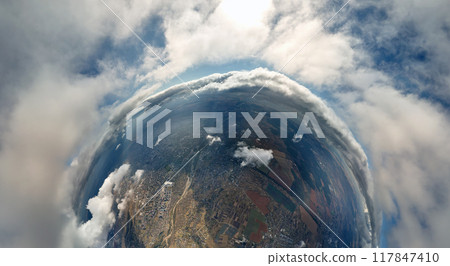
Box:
[117, 199, 128, 219]
[117, 187, 136, 219]
[343, 86, 450, 247]
[136, 0, 359, 86]
[63, 164, 130, 248]
[261, 1, 357, 87]
[234, 143, 273, 167]
[263, 22, 355, 86]
[206, 135, 221, 145]
[117, 192, 131, 219]
[116, 169, 142, 218]
[132, 169, 145, 182]
[134, 0, 365, 88]
[141, 0, 272, 81]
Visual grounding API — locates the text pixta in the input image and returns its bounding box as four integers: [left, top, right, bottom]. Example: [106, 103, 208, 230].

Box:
[193, 112, 325, 140]
[268, 252, 329, 264]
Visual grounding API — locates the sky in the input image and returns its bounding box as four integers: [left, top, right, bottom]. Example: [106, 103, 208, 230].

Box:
[0, 0, 449, 247]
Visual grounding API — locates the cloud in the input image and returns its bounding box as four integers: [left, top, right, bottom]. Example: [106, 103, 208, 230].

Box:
[0, 66, 126, 247]
[206, 135, 221, 145]
[65, 164, 130, 248]
[261, 1, 357, 87]
[233, 143, 273, 167]
[344, 86, 450, 247]
[132, 169, 145, 182]
[0, 0, 162, 247]
[117, 188, 134, 218]
[116, 169, 142, 219]
[319, 0, 450, 246]
[117, 197, 129, 219]
[350, 0, 450, 105]
[138, 0, 272, 81]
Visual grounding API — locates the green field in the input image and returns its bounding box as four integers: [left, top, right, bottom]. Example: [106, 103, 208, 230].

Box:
[244, 208, 266, 238]
[265, 183, 296, 212]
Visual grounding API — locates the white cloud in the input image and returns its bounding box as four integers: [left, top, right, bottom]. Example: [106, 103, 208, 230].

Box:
[345, 86, 450, 247]
[117, 197, 129, 219]
[233, 143, 273, 167]
[0, 0, 162, 247]
[137, 0, 358, 88]
[0, 66, 127, 247]
[117, 188, 134, 218]
[71, 164, 130, 248]
[139, 0, 271, 81]
[132, 169, 145, 182]
[206, 135, 221, 145]
[219, 0, 272, 27]
[261, 17, 356, 86]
